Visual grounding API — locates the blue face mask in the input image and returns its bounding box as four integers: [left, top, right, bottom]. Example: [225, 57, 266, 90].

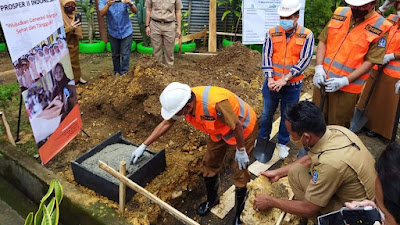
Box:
[280, 19, 294, 30]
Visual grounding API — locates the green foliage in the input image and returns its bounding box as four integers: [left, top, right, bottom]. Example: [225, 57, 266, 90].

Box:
[24, 180, 64, 225]
[77, 0, 95, 43]
[181, 10, 189, 36]
[0, 82, 19, 109]
[305, 0, 334, 42]
[218, 0, 242, 34]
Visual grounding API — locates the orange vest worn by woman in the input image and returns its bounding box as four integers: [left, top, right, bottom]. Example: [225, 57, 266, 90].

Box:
[383, 14, 400, 78]
[185, 86, 257, 145]
[323, 7, 392, 93]
[270, 25, 312, 83]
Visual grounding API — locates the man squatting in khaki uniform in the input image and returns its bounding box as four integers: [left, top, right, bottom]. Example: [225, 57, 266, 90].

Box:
[145, 0, 182, 65]
[253, 101, 376, 223]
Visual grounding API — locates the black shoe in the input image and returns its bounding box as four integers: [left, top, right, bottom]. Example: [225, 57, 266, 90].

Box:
[298, 217, 309, 225]
[252, 138, 275, 163]
[366, 130, 378, 137]
[197, 176, 219, 216]
[232, 187, 247, 225]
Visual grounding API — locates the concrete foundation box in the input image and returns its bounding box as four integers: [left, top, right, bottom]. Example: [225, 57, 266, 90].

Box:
[71, 132, 166, 202]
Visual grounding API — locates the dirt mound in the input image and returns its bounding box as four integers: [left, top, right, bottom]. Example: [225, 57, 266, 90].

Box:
[45, 44, 267, 224]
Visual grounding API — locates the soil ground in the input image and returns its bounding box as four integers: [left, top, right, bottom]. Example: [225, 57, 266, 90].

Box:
[0, 44, 394, 225]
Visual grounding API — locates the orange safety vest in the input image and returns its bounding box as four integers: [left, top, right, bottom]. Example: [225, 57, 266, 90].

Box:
[270, 25, 312, 83]
[383, 15, 400, 78]
[324, 7, 392, 94]
[184, 86, 257, 145]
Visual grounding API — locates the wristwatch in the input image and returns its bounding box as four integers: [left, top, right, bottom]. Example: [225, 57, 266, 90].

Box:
[284, 76, 289, 82]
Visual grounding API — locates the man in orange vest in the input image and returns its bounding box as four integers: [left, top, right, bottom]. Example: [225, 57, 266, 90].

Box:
[254, 0, 314, 163]
[312, 0, 392, 127]
[355, 1, 400, 139]
[130, 82, 257, 225]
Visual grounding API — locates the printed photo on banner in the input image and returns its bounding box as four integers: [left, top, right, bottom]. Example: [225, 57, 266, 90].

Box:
[24, 52, 77, 147]
[12, 27, 67, 91]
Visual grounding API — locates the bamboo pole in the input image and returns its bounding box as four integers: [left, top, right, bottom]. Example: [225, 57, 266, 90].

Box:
[119, 161, 126, 216]
[208, 0, 217, 52]
[0, 111, 16, 146]
[98, 161, 200, 225]
[275, 194, 294, 225]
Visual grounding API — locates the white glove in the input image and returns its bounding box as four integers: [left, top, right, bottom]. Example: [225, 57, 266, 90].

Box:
[313, 65, 327, 89]
[383, 53, 395, 65]
[130, 143, 147, 164]
[325, 77, 349, 93]
[235, 147, 249, 170]
[395, 80, 400, 94]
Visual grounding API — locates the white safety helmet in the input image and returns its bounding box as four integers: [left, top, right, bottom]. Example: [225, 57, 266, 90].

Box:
[278, 0, 301, 17]
[345, 0, 376, 7]
[160, 82, 191, 120]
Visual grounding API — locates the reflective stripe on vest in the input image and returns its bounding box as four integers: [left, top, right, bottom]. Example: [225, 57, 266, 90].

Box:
[386, 14, 400, 25]
[383, 19, 400, 78]
[270, 25, 310, 83]
[324, 7, 392, 93]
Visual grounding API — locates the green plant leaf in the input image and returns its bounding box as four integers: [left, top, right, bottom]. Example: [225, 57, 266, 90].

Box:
[41, 206, 52, 225]
[234, 10, 240, 18]
[54, 180, 63, 204]
[41, 180, 55, 203]
[24, 212, 34, 225]
[46, 198, 56, 214]
[221, 10, 231, 21]
[50, 198, 59, 225]
[90, 6, 95, 14]
[34, 201, 44, 225]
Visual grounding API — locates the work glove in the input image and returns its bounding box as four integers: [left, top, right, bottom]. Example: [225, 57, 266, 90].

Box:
[235, 147, 249, 170]
[313, 65, 327, 89]
[395, 80, 400, 94]
[130, 143, 147, 164]
[383, 53, 395, 65]
[325, 77, 349, 93]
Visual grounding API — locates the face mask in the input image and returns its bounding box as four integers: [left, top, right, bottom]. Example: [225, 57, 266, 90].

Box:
[351, 8, 369, 19]
[64, 6, 75, 14]
[290, 134, 304, 148]
[280, 19, 294, 31]
[397, 11, 400, 17]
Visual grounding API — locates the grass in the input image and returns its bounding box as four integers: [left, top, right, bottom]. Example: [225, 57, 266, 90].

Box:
[0, 82, 37, 156]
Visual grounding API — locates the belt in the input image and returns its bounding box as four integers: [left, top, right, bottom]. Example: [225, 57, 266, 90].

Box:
[151, 18, 174, 24]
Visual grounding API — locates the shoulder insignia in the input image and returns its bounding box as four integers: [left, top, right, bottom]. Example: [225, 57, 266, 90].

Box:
[377, 37, 386, 48]
[312, 168, 319, 184]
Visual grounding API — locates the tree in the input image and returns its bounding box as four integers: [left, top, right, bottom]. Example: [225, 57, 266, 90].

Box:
[305, 0, 334, 42]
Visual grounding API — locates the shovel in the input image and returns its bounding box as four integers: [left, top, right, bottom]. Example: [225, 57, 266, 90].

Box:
[252, 138, 277, 163]
[391, 93, 400, 142]
[350, 67, 382, 133]
[319, 84, 326, 112]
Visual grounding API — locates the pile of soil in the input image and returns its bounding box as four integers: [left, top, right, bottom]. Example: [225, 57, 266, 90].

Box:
[46, 43, 315, 224]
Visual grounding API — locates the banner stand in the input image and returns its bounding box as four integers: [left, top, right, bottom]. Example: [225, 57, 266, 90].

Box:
[15, 92, 23, 143]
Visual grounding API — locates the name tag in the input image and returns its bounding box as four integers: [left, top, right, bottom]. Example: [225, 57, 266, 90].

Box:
[332, 14, 347, 21]
[200, 115, 216, 121]
[365, 24, 383, 36]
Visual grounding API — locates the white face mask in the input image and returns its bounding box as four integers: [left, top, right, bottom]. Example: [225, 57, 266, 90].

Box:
[398, 11, 400, 17]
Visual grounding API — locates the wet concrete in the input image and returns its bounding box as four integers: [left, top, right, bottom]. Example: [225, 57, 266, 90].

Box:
[81, 143, 153, 184]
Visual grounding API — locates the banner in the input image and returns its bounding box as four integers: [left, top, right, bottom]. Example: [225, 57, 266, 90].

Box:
[242, 0, 306, 45]
[0, 0, 82, 164]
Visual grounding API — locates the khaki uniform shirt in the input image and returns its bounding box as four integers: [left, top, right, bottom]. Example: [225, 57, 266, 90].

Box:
[319, 10, 389, 64]
[145, 0, 183, 22]
[305, 126, 376, 207]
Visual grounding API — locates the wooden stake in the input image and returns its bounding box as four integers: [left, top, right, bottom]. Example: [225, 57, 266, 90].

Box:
[119, 161, 126, 216]
[275, 193, 294, 225]
[0, 69, 14, 77]
[98, 161, 200, 225]
[208, 0, 217, 52]
[0, 111, 16, 146]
